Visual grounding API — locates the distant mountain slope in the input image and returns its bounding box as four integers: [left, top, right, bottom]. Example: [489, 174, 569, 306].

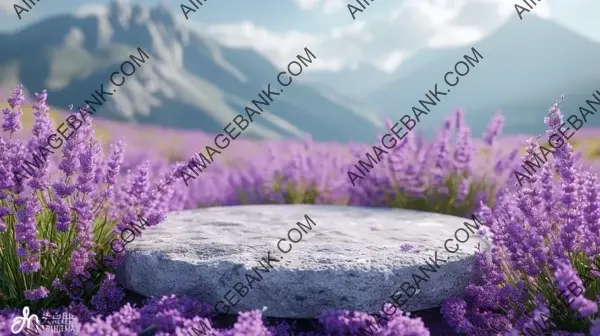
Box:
[301, 63, 394, 99]
[0, 2, 380, 143]
[366, 16, 600, 137]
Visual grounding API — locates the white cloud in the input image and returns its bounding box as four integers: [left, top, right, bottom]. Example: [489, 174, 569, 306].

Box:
[428, 25, 484, 48]
[202, 0, 555, 73]
[451, 0, 508, 28]
[378, 50, 409, 72]
[203, 21, 332, 71]
[330, 21, 370, 41]
[0, 0, 13, 13]
[322, 0, 346, 14]
[63, 28, 85, 48]
[294, 0, 323, 10]
[527, 1, 552, 19]
[202, 19, 382, 72]
[293, 0, 346, 12]
[74, 4, 109, 18]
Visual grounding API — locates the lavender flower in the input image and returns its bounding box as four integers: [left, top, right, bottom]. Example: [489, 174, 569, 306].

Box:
[554, 262, 598, 318]
[24, 287, 49, 301]
[591, 318, 600, 336]
[0, 85, 179, 310]
[219, 310, 271, 336]
[441, 298, 473, 334]
[14, 197, 41, 273]
[90, 273, 125, 314]
[26, 89, 53, 190]
[482, 114, 504, 146]
[3, 86, 598, 335]
[440, 98, 600, 334]
[399, 243, 414, 252]
[2, 84, 24, 134]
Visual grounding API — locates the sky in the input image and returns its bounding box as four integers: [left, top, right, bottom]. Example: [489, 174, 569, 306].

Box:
[0, 0, 599, 73]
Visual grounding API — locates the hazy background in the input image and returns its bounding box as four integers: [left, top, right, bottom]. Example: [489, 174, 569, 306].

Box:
[0, 0, 598, 146]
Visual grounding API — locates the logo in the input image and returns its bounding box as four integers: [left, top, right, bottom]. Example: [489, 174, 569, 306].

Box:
[10, 307, 40, 334]
[10, 307, 76, 334]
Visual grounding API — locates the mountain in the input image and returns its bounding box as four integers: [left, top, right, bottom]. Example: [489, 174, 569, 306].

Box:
[301, 63, 394, 99]
[0, 2, 381, 143]
[366, 16, 600, 137]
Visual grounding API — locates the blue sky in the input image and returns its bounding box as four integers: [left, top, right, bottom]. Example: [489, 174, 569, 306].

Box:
[1, 0, 599, 73]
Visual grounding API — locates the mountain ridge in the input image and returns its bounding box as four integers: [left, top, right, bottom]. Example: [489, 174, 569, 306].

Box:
[365, 15, 600, 137]
[0, 1, 381, 143]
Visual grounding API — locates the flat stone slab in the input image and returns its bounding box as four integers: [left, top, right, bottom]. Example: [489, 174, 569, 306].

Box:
[115, 205, 488, 318]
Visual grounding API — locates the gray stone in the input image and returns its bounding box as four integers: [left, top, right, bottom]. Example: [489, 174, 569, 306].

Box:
[115, 204, 489, 318]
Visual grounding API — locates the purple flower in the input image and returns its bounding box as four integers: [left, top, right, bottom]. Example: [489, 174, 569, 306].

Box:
[218, 310, 271, 336]
[319, 309, 381, 335]
[0, 85, 183, 315]
[399, 243, 413, 252]
[482, 114, 504, 146]
[76, 141, 101, 194]
[16, 247, 27, 257]
[14, 196, 41, 271]
[26, 90, 53, 190]
[455, 178, 470, 206]
[439, 97, 599, 334]
[24, 286, 49, 301]
[91, 273, 125, 314]
[582, 172, 600, 255]
[554, 262, 598, 318]
[591, 318, 600, 336]
[68, 200, 95, 277]
[101, 140, 126, 199]
[48, 199, 72, 232]
[2, 84, 24, 134]
[7, 85, 600, 335]
[453, 126, 473, 172]
[130, 161, 150, 205]
[58, 122, 84, 176]
[455, 108, 464, 131]
[544, 101, 564, 131]
[441, 298, 474, 334]
[377, 313, 429, 336]
[52, 181, 76, 198]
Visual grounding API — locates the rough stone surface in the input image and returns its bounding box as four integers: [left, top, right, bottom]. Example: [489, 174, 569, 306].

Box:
[115, 205, 489, 318]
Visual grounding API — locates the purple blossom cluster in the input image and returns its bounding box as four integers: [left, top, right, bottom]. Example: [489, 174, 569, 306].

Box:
[178, 110, 519, 218]
[0, 85, 434, 335]
[0, 295, 432, 336]
[440, 101, 600, 334]
[5, 85, 600, 335]
[0, 85, 182, 310]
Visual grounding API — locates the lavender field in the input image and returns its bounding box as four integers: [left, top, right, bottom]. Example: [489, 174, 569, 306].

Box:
[3, 0, 600, 333]
[1, 84, 600, 335]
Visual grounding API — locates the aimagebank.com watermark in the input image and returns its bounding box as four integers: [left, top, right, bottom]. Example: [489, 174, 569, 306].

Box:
[10, 307, 76, 335]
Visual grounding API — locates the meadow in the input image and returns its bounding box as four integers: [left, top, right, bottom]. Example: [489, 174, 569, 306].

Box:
[2, 85, 600, 335]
